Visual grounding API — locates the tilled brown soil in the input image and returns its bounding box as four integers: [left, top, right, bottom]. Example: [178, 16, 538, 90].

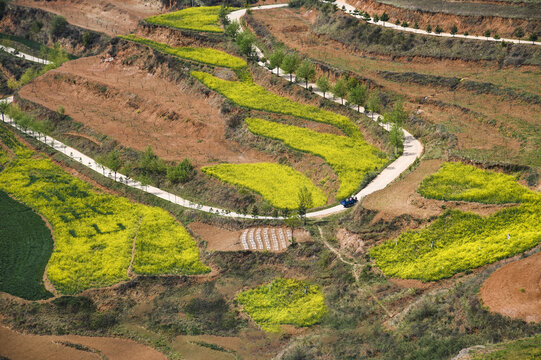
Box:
[18, 53, 273, 167]
[15, 0, 164, 36]
[480, 251, 541, 323]
[189, 222, 311, 252]
[0, 326, 168, 360]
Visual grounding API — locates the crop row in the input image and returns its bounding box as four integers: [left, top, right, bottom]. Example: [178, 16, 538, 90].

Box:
[418, 162, 540, 204]
[370, 202, 541, 281]
[145, 6, 227, 33]
[246, 117, 387, 199]
[120, 35, 248, 70]
[236, 278, 327, 332]
[0, 145, 208, 294]
[191, 71, 361, 138]
[202, 162, 327, 210]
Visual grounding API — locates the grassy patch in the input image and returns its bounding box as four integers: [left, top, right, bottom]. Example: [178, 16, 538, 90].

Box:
[202, 162, 327, 210]
[473, 335, 541, 359]
[145, 6, 229, 33]
[369, 204, 541, 281]
[191, 71, 361, 138]
[418, 162, 540, 204]
[236, 278, 327, 332]
[0, 189, 53, 300]
[246, 117, 386, 199]
[0, 144, 208, 294]
[119, 35, 247, 70]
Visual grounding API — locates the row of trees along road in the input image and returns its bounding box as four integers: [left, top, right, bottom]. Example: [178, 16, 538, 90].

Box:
[267, 49, 407, 157]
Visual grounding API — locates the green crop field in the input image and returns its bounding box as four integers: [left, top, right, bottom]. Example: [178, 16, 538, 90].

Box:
[236, 278, 327, 332]
[145, 6, 230, 33]
[372, 163, 541, 280]
[119, 35, 247, 70]
[202, 162, 327, 210]
[0, 145, 209, 294]
[370, 204, 541, 281]
[0, 189, 53, 300]
[246, 118, 387, 199]
[418, 162, 541, 204]
[191, 71, 361, 138]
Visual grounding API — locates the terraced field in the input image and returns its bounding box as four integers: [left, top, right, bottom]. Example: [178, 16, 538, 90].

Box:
[418, 162, 540, 204]
[202, 162, 327, 209]
[246, 117, 387, 199]
[145, 6, 229, 33]
[191, 71, 361, 138]
[371, 163, 541, 281]
[0, 129, 208, 294]
[119, 35, 248, 70]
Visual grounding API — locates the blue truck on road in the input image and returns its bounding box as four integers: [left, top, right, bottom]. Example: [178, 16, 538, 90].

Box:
[340, 196, 358, 208]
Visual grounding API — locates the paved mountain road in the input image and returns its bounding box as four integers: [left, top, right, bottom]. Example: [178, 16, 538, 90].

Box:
[1, 4, 426, 219]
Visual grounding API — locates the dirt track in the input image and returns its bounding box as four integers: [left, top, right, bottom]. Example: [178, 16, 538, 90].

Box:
[15, 0, 164, 36]
[480, 251, 541, 323]
[0, 326, 168, 360]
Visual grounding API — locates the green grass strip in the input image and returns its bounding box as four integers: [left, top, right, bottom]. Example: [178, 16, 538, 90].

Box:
[120, 35, 247, 70]
[191, 71, 361, 138]
[202, 162, 327, 209]
[246, 117, 387, 199]
[0, 189, 53, 300]
[369, 203, 541, 281]
[145, 6, 230, 33]
[418, 162, 541, 204]
[236, 278, 327, 332]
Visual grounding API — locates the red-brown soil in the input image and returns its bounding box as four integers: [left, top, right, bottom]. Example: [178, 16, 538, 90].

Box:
[18, 51, 272, 167]
[480, 251, 541, 323]
[346, 0, 540, 38]
[0, 326, 168, 360]
[15, 0, 165, 36]
[189, 222, 311, 252]
[173, 330, 284, 360]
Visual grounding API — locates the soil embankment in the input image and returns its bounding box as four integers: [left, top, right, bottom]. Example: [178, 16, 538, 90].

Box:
[0, 326, 168, 360]
[15, 0, 165, 36]
[346, 0, 541, 38]
[17, 45, 272, 166]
